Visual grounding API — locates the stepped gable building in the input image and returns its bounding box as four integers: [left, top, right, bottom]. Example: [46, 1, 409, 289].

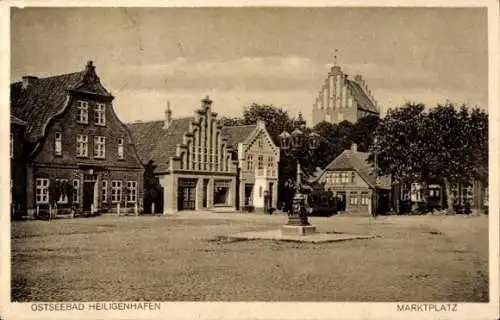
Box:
[128, 97, 237, 214]
[314, 143, 391, 216]
[312, 62, 380, 126]
[10, 61, 144, 217]
[222, 121, 280, 211]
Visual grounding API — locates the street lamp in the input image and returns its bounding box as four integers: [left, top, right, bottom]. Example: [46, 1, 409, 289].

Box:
[279, 127, 321, 235]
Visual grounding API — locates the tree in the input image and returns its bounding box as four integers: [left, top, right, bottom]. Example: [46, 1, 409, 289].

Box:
[241, 103, 295, 144]
[350, 115, 381, 152]
[218, 116, 245, 127]
[370, 101, 488, 213]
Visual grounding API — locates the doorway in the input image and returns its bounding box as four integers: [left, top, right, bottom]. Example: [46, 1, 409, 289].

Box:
[178, 179, 197, 211]
[268, 182, 274, 209]
[82, 174, 97, 212]
[337, 192, 346, 212]
[202, 179, 209, 208]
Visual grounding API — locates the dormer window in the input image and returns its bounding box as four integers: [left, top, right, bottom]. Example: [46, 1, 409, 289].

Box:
[95, 103, 106, 126]
[77, 100, 88, 123]
[55, 132, 62, 155]
[118, 138, 124, 159]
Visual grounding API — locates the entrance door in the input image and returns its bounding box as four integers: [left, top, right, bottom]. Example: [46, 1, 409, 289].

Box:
[268, 182, 274, 208]
[82, 181, 95, 212]
[337, 192, 346, 212]
[178, 179, 197, 211]
[202, 179, 209, 208]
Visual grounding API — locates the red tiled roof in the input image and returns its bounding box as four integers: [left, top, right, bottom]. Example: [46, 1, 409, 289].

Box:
[324, 149, 391, 189]
[221, 125, 257, 149]
[10, 63, 112, 142]
[126, 117, 194, 172]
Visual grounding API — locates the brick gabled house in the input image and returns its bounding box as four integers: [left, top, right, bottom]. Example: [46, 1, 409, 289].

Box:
[128, 96, 238, 214]
[10, 61, 144, 217]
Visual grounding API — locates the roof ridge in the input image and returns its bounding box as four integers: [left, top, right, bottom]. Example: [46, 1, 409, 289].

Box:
[223, 124, 257, 128]
[11, 71, 85, 85]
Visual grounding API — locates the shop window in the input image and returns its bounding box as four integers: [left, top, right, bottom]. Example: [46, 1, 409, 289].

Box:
[214, 180, 230, 205]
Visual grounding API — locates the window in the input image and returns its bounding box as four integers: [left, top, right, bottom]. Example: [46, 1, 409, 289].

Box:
[267, 156, 274, 169]
[463, 183, 474, 203]
[118, 138, 124, 159]
[55, 132, 62, 155]
[127, 181, 137, 203]
[111, 181, 122, 203]
[258, 155, 264, 170]
[484, 187, 488, 206]
[36, 178, 49, 204]
[76, 135, 88, 157]
[351, 171, 356, 183]
[361, 192, 369, 205]
[77, 100, 88, 123]
[349, 192, 358, 205]
[102, 180, 108, 202]
[259, 186, 263, 198]
[94, 136, 105, 158]
[246, 154, 253, 170]
[338, 113, 344, 121]
[73, 179, 79, 203]
[56, 179, 69, 204]
[333, 172, 339, 184]
[95, 103, 106, 125]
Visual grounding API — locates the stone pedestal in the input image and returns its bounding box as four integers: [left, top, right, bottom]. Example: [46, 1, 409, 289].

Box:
[281, 225, 317, 236]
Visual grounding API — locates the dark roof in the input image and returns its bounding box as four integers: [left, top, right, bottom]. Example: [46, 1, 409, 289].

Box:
[347, 80, 379, 114]
[126, 117, 194, 172]
[10, 115, 27, 126]
[10, 62, 112, 142]
[221, 125, 257, 149]
[324, 149, 390, 189]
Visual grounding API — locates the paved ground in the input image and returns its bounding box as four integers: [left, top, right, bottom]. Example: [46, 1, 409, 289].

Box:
[11, 212, 489, 302]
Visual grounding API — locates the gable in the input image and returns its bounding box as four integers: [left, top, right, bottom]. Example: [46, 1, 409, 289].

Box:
[243, 125, 279, 158]
[10, 61, 113, 142]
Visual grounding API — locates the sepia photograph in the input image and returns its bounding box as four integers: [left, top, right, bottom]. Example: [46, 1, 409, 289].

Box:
[2, 3, 499, 320]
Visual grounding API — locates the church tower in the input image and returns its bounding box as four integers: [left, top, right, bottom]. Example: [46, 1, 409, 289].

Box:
[312, 51, 380, 126]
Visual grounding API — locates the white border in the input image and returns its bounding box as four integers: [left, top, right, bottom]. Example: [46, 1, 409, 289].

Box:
[1, 1, 499, 320]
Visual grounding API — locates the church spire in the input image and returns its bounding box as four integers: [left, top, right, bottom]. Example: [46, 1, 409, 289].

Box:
[334, 48, 339, 66]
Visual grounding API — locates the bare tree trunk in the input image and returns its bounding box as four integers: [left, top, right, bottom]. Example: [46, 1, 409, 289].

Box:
[443, 177, 454, 214]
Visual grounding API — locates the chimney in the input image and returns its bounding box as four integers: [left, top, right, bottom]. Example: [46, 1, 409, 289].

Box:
[201, 95, 212, 109]
[354, 74, 363, 82]
[257, 120, 266, 128]
[351, 143, 357, 152]
[22, 76, 38, 89]
[163, 101, 172, 129]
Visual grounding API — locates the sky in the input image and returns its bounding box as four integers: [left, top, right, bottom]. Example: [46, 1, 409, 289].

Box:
[10, 7, 488, 125]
